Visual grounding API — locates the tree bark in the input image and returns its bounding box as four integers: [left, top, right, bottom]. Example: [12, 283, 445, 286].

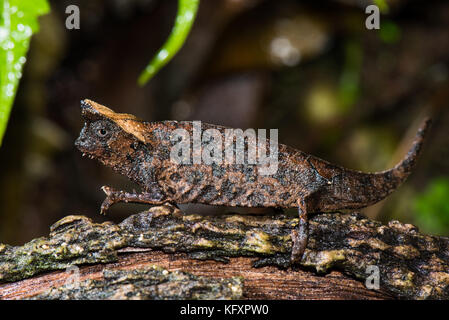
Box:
[0, 205, 448, 299]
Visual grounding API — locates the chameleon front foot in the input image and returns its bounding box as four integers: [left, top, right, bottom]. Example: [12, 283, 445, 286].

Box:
[100, 186, 120, 215]
[100, 186, 168, 215]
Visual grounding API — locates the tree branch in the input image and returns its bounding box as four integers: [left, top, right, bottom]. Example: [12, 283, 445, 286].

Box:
[0, 205, 448, 299]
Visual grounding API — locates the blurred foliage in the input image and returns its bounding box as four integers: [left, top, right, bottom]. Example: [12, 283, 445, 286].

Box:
[374, 0, 390, 14]
[379, 20, 401, 43]
[338, 40, 362, 111]
[0, 0, 49, 145]
[138, 0, 199, 86]
[414, 178, 449, 235]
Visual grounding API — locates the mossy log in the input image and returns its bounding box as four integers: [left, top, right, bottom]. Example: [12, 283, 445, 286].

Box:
[0, 205, 448, 299]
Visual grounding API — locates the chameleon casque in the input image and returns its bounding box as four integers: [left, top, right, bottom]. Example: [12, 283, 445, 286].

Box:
[75, 99, 431, 263]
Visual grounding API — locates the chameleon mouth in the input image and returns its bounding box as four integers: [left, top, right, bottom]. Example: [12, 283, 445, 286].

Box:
[81, 152, 96, 160]
[75, 134, 97, 157]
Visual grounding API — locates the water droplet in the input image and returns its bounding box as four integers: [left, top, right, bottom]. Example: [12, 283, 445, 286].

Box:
[6, 84, 15, 97]
[0, 27, 8, 42]
[145, 65, 155, 74]
[7, 51, 14, 62]
[184, 11, 194, 22]
[17, 24, 25, 32]
[2, 41, 15, 50]
[24, 26, 32, 37]
[157, 49, 168, 60]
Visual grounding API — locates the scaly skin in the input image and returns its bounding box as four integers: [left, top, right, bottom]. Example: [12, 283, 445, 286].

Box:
[75, 99, 431, 263]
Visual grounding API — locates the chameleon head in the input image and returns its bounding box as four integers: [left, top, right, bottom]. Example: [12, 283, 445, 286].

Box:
[75, 99, 147, 170]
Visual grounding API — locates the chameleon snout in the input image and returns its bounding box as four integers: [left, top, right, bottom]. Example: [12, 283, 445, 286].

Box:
[75, 134, 98, 157]
[74, 136, 89, 152]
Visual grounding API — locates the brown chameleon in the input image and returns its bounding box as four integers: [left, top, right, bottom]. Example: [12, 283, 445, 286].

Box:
[75, 99, 431, 263]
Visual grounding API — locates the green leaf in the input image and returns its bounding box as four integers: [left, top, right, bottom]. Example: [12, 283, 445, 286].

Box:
[138, 0, 199, 86]
[0, 0, 50, 145]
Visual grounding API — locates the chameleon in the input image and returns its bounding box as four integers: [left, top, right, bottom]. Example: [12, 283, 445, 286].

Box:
[75, 99, 431, 263]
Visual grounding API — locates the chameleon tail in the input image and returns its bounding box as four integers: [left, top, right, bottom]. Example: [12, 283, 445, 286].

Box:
[322, 118, 432, 210]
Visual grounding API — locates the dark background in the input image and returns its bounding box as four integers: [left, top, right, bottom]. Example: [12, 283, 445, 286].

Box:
[1, 0, 448, 245]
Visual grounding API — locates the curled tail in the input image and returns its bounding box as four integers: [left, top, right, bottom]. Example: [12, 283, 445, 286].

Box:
[319, 118, 432, 211]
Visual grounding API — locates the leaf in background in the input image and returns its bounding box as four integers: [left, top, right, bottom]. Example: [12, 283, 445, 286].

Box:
[379, 20, 401, 44]
[138, 0, 199, 86]
[413, 177, 449, 235]
[0, 0, 50, 145]
[373, 0, 389, 13]
[338, 40, 362, 112]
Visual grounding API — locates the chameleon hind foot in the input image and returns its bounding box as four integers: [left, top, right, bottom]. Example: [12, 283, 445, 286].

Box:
[100, 186, 168, 215]
[290, 209, 309, 264]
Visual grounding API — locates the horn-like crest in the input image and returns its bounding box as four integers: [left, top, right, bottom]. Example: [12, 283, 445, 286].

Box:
[81, 99, 149, 143]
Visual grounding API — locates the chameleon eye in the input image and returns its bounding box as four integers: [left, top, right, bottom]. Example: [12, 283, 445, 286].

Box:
[97, 128, 108, 137]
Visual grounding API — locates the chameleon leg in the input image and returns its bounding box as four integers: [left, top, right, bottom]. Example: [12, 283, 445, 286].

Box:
[290, 200, 309, 264]
[100, 186, 169, 215]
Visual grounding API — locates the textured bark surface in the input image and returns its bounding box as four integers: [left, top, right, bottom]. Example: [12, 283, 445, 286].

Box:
[28, 265, 244, 300]
[0, 205, 448, 299]
[0, 251, 388, 300]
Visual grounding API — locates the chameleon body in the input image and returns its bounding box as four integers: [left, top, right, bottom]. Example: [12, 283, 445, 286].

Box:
[75, 99, 431, 263]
